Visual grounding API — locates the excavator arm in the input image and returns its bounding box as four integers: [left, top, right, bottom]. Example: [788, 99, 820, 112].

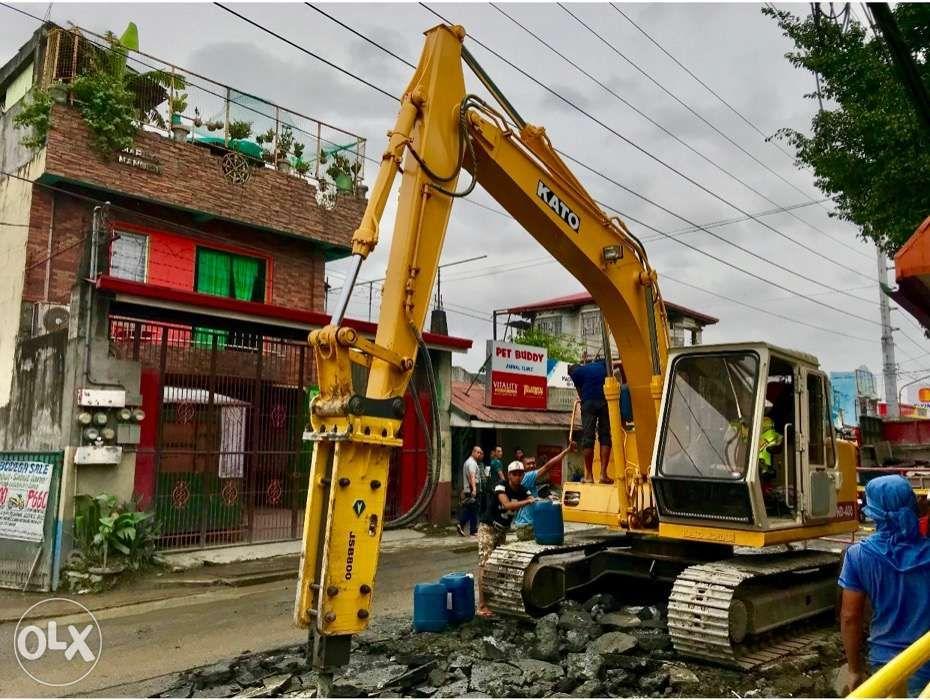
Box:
[294, 23, 669, 674]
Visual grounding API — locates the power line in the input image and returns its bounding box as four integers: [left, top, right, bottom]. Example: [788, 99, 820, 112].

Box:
[214, 3, 400, 103]
[611, 3, 797, 162]
[421, 3, 879, 308]
[559, 3, 826, 210]
[224, 3, 885, 329]
[661, 274, 876, 343]
[490, 3, 877, 283]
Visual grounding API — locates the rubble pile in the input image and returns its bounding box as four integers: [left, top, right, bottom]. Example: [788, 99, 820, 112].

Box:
[157, 593, 845, 698]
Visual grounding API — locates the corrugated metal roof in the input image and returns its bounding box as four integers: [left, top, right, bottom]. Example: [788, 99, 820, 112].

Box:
[450, 382, 578, 429]
[505, 290, 718, 326]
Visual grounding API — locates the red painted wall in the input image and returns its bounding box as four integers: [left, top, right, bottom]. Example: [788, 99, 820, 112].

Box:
[148, 231, 196, 290]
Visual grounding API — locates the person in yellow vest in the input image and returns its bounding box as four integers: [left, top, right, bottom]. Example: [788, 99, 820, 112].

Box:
[758, 415, 783, 477]
[759, 405, 783, 502]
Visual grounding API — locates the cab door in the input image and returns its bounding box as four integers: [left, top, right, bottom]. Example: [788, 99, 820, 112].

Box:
[800, 369, 839, 521]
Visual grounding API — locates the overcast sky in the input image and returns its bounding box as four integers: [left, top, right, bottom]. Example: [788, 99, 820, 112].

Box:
[4, 2, 929, 399]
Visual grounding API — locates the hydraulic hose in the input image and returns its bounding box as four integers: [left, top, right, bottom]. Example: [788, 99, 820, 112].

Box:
[384, 336, 442, 528]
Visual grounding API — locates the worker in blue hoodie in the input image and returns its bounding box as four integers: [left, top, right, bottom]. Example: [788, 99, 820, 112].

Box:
[839, 475, 930, 696]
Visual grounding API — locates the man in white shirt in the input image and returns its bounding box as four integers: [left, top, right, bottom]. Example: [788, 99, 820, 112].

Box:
[456, 446, 483, 536]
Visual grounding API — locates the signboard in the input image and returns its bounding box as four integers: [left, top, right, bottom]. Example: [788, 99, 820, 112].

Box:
[488, 341, 548, 409]
[0, 460, 53, 543]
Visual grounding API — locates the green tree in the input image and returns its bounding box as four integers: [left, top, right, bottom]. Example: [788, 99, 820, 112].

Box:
[764, 4, 930, 253]
[513, 326, 582, 363]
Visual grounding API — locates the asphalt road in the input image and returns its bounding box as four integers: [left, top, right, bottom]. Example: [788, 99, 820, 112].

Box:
[0, 540, 479, 698]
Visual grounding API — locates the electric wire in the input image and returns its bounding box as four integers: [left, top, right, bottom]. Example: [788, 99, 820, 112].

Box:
[490, 3, 877, 283]
[420, 3, 881, 310]
[561, 3, 825, 209]
[226, 3, 889, 330]
[611, 3, 796, 161]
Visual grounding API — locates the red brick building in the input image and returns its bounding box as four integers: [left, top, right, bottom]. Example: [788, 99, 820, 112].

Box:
[0, 23, 470, 555]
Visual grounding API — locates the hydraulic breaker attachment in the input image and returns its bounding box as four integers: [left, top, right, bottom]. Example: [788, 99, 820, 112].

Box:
[294, 325, 404, 672]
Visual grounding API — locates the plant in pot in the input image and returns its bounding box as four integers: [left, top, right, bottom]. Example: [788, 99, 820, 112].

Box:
[326, 152, 357, 194]
[228, 119, 252, 141]
[275, 125, 294, 174]
[292, 140, 306, 176]
[206, 119, 224, 132]
[167, 92, 189, 141]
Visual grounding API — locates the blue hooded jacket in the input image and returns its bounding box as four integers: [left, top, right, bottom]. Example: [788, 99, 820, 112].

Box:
[839, 475, 930, 675]
[860, 475, 930, 572]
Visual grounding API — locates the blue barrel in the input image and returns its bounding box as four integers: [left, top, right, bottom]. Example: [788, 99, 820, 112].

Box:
[534, 500, 565, 545]
[440, 572, 475, 623]
[413, 582, 448, 632]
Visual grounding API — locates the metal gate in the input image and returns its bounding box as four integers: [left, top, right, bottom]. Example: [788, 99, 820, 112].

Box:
[110, 318, 312, 551]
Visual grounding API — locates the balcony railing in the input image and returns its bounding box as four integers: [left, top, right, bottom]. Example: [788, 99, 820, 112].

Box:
[38, 26, 367, 198]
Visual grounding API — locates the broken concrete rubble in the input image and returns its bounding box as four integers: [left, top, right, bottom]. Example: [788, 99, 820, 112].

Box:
[159, 591, 848, 699]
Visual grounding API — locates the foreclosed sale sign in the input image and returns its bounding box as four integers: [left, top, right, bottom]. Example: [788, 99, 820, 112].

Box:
[488, 341, 548, 410]
[0, 460, 53, 542]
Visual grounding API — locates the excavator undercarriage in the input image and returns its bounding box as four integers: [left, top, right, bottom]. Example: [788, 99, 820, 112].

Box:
[484, 534, 841, 668]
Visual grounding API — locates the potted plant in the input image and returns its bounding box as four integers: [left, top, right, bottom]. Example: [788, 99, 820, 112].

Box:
[228, 120, 252, 141]
[48, 81, 68, 104]
[167, 92, 189, 142]
[206, 119, 224, 132]
[276, 125, 294, 174]
[326, 152, 356, 193]
[192, 107, 203, 128]
[292, 141, 306, 177]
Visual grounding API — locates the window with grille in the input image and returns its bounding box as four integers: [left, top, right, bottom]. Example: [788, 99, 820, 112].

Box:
[580, 311, 601, 340]
[110, 231, 149, 282]
[535, 316, 562, 337]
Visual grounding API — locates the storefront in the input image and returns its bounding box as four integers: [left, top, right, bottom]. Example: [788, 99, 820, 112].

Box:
[449, 382, 585, 494]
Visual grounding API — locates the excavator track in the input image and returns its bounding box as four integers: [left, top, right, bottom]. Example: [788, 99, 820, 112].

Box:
[483, 540, 589, 618]
[667, 550, 841, 668]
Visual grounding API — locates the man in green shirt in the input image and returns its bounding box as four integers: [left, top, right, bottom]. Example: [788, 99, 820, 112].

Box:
[489, 446, 505, 484]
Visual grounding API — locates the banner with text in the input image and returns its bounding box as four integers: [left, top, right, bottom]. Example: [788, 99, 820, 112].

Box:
[488, 341, 548, 410]
[0, 460, 53, 542]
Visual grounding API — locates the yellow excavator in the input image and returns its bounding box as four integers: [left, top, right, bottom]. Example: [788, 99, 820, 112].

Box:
[293, 23, 860, 677]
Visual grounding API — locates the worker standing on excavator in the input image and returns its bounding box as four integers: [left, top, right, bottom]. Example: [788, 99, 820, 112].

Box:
[839, 475, 930, 695]
[568, 355, 614, 484]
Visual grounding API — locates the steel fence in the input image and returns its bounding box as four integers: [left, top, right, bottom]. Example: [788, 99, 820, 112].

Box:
[38, 27, 367, 196]
[110, 318, 312, 550]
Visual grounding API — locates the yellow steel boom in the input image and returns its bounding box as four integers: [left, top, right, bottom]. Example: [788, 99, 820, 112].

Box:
[294, 23, 669, 670]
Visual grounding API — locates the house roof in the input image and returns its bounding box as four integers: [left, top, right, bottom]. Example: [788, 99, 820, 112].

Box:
[97, 275, 473, 351]
[892, 215, 930, 331]
[450, 382, 579, 430]
[505, 291, 718, 326]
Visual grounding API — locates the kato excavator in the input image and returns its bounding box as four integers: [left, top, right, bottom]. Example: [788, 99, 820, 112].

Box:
[293, 23, 860, 678]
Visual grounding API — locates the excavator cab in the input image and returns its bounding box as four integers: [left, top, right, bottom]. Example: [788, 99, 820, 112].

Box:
[650, 342, 858, 543]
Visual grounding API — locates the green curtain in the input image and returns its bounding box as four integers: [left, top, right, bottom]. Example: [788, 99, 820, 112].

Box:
[194, 249, 231, 349]
[196, 249, 232, 297]
[231, 255, 260, 302]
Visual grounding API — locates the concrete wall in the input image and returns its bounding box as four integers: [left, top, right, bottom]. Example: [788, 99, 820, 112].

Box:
[0, 152, 46, 404]
[0, 99, 36, 174]
[0, 328, 67, 450]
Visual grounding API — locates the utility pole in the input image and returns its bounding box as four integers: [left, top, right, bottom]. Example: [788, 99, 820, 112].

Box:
[877, 246, 900, 417]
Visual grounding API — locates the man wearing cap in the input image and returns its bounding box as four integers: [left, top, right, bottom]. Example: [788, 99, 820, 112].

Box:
[514, 444, 575, 541]
[475, 460, 535, 618]
[839, 475, 930, 695]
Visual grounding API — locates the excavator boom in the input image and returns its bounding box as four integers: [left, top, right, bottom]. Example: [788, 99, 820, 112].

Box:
[294, 23, 859, 676]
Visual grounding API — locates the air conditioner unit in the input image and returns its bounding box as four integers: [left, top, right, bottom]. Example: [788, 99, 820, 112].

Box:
[33, 302, 71, 335]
